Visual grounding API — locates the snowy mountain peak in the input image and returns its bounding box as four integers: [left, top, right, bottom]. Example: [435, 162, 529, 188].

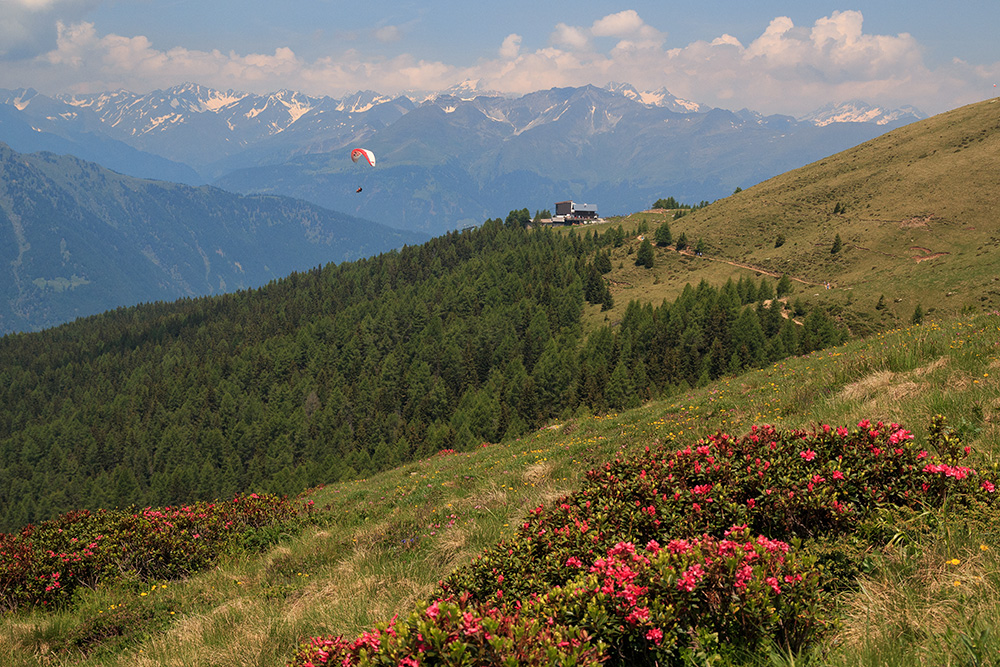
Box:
[604, 82, 704, 113]
[439, 79, 510, 101]
[800, 100, 925, 126]
[334, 90, 395, 113]
[0, 87, 41, 111]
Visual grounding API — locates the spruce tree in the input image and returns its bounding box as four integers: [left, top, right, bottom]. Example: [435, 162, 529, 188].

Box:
[636, 238, 655, 268]
[776, 274, 793, 298]
[655, 220, 673, 247]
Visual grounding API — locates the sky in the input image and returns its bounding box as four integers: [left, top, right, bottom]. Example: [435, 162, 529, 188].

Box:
[1, 1, 998, 117]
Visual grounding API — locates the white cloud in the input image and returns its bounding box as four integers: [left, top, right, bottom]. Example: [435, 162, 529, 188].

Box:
[483, 10, 985, 115]
[550, 22, 590, 51]
[36, 21, 305, 92]
[550, 10, 664, 54]
[2, 9, 995, 117]
[591, 10, 645, 38]
[373, 25, 402, 43]
[499, 33, 521, 59]
[0, 0, 99, 58]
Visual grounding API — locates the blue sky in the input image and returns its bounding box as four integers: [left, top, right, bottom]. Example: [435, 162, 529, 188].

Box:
[1, 0, 997, 116]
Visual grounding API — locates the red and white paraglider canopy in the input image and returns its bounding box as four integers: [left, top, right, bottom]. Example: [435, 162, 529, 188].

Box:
[350, 148, 376, 167]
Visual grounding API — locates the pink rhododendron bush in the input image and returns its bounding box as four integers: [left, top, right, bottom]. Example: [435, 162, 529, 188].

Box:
[291, 417, 997, 666]
[0, 493, 313, 610]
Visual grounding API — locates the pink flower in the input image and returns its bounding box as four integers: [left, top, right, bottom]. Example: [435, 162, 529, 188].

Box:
[625, 607, 650, 625]
[645, 627, 664, 645]
[677, 564, 705, 592]
[667, 538, 692, 554]
[425, 601, 440, 619]
[766, 576, 782, 594]
[799, 449, 817, 461]
[734, 563, 754, 590]
[888, 428, 914, 445]
[832, 470, 845, 480]
[982, 480, 996, 493]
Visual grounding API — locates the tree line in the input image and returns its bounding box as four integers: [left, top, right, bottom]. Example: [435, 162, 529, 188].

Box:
[0, 219, 843, 531]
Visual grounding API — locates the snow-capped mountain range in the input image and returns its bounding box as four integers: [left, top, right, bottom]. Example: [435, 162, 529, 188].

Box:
[3, 82, 921, 168]
[799, 99, 926, 126]
[0, 81, 925, 234]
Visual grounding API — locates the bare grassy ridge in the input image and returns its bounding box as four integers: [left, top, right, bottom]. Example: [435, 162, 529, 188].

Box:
[2, 312, 998, 666]
[574, 97, 1000, 335]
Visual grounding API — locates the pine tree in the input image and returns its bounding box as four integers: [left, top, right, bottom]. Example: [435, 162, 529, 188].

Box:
[595, 250, 612, 274]
[831, 233, 843, 254]
[605, 360, 635, 410]
[756, 278, 774, 303]
[654, 220, 673, 247]
[636, 239, 655, 268]
[776, 274, 793, 298]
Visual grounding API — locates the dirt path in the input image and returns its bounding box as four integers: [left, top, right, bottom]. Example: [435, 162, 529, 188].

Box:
[913, 252, 950, 263]
[677, 250, 827, 287]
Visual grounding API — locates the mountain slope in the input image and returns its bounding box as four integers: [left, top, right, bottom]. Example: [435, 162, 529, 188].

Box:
[0, 143, 424, 333]
[599, 97, 1000, 325]
[0, 90, 203, 184]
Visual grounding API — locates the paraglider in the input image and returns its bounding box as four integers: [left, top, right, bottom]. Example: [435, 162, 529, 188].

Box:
[351, 148, 375, 193]
[351, 148, 375, 167]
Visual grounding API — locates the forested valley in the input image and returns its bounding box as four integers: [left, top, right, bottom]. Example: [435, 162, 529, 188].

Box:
[0, 218, 844, 531]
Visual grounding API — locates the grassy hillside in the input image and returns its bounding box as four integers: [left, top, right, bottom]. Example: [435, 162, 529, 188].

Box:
[569, 97, 1000, 335]
[3, 311, 997, 666]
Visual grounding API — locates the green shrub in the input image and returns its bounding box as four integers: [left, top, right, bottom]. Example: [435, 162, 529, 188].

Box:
[295, 417, 995, 666]
[0, 493, 313, 611]
[288, 594, 605, 667]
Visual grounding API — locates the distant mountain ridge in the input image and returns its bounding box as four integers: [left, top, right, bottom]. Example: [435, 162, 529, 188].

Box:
[0, 82, 926, 234]
[798, 99, 925, 126]
[0, 88, 203, 184]
[0, 142, 425, 334]
[45, 84, 414, 175]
